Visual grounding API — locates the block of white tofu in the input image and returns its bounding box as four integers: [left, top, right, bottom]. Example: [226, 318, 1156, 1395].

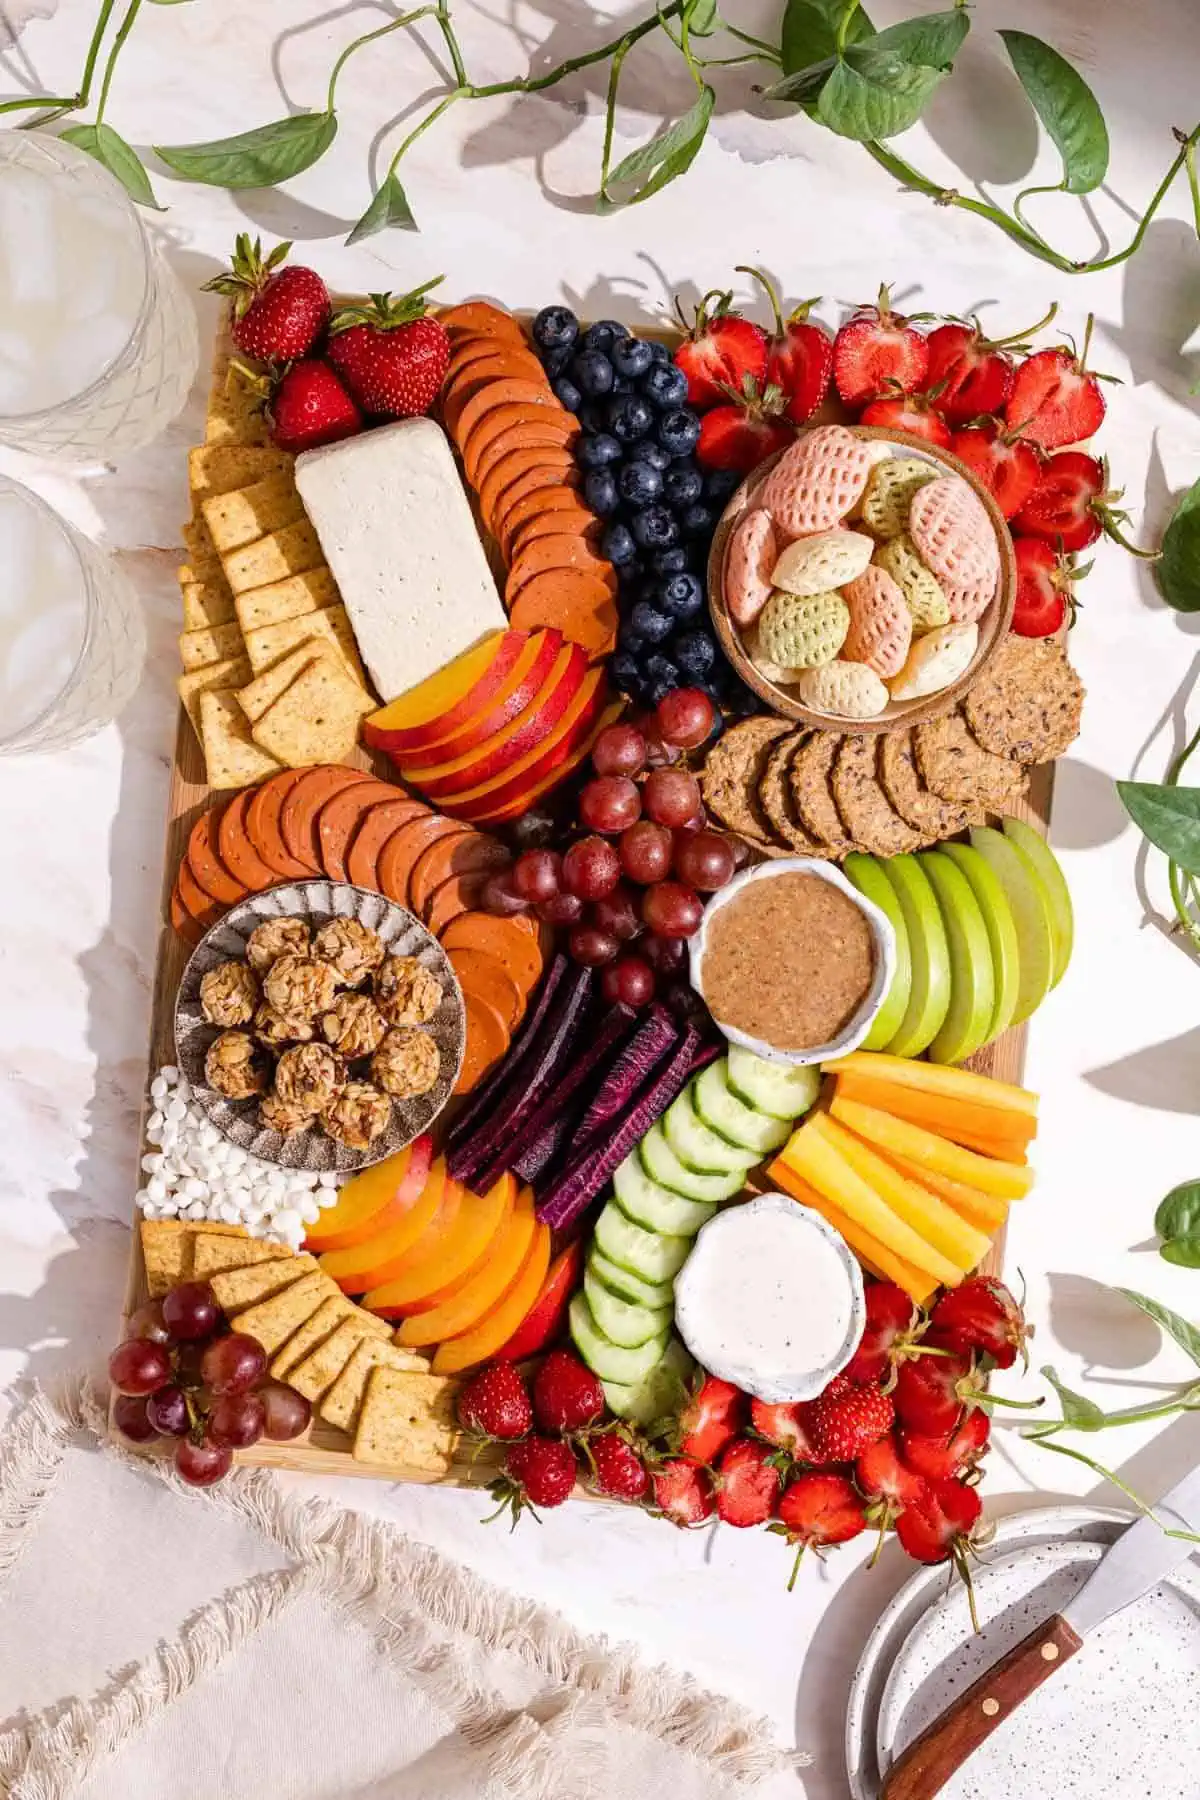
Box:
[294, 418, 506, 702]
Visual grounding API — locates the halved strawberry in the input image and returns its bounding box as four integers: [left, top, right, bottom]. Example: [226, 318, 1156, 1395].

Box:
[894, 1474, 985, 1632]
[771, 1472, 868, 1589]
[678, 1374, 746, 1465]
[951, 422, 1041, 519]
[924, 304, 1057, 426]
[651, 1457, 716, 1527]
[739, 265, 833, 424]
[855, 1433, 928, 1553]
[749, 1398, 817, 1457]
[714, 1437, 782, 1527]
[673, 289, 768, 410]
[843, 1281, 924, 1386]
[860, 390, 952, 448]
[695, 377, 794, 473]
[1012, 537, 1084, 638]
[1012, 450, 1154, 557]
[834, 285, 930, 409]
[1005, 315, 1111, 448]
[899, 1409, 991, 1482]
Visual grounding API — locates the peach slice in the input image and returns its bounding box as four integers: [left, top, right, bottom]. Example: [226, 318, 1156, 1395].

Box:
[362, 631, 522, 754]
[393, 631, 562, 766]
[430, 1221, 551, 1373]
[399, 642, 586, 799]
[362, 1172, 517, 1317]
[303, 1135, 432, 1253]
[395, 1188, 537, 1346]
[443, 668, 605, 818]
[474, 700, 624, 824]
[319, 1157, 457, 1292]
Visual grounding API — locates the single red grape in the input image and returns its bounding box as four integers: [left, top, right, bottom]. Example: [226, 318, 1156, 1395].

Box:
[109, 1338, 172, 1396]
[642, 880, 704, 939]
[578, 775, 641, 834]
[512, 848, 562, 904]
[162, 1281, 220, 1343]
[113, 1394, 158, 1444]
[601, 956, 656, 1006]
[209, 1390, 267, 1449]
[729, 834, 753, 869]
[591, 881, 642, 942]
[641, 932, 687, 975]
[643, 768, 702, 828]
[146, 1384, 191, 1437]
[128, 1299, 171, 1344]
[480, 871, 531, 917]
[674, 828, 736, 891]
[561, 835, 621, 901]
[640, 723, 676, 768]
[537, 890, 584, 927]
[569, 926, 621, 967]
[201, 1332, 267, 1396]
[592, 722, 648, 778]
[619, 819, 673, 885]
[656, 687, 716, 749]
[259, 1382, 313, 1441]
[175, 1435, 233, 1488]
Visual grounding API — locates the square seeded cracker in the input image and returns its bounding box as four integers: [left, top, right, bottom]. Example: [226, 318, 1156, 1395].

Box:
[353, 1367, 461, 1476]
[191, 1233, 295, 1280]
[188, 444, 292, 496]
[242, 604, 366, 685]
[202, 473, 305, 555]
[199, 690, 283, 789]
[234, 568, 338, 636]
[231, 1269, 338, 1355]
[236, 644, 324, 726]
[179, 619, 244, 672]
[270, 1295, 357, 1381]
[180, 577, 237, 633]
[320, 1337, 430, 1435]
[250, 652, 374, 768]
[177, 656, 252, 737]
[209, 1252, 318, 1314]
[140, 1220, 191, 1297]
[221, 520, 325, 596]
[287, 1315, 385, 1403]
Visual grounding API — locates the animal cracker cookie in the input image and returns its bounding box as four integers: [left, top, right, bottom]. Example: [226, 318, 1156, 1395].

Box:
[875, 535, 951, 632]
[700, 716, 794, 849]
[879, 728, 984, 840]
[726, 508, 778, 626]
[761, 426, 874, 536]
[795, 662, 890, 720]
[888, 622, 979, 702]
[856, 457, 937, 539]
[788, 731, 855, 854]
[771, 529, 874, 598]
[832, 736, 926, 858]
[908, 476, 999, 603]
[915, 709, 1029, 811]
[758, 731, 823, 854]
[841, 565, 912, 679]
[963, 634, 1085, 763]
[758, 590, 850, 670]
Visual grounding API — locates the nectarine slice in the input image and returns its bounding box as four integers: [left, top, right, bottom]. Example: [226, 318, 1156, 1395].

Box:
[441, 667, 604, 816]
[362, 631, 521, 753]
[319, 1157, 456, 1291]
[473, 701, 623, 824]
[431, 1222, 551, 1373]
[398, 630, 562, 766]
[396, 1189, 537, 1346]
[400, 642, 587, 798]
[304, 1135, 432, 1253]
[362, 1172, 517, 1317]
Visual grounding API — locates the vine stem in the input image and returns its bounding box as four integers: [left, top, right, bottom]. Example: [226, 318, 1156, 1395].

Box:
[384, 87, 463, 180]
[325, 6, 437, 114]
[467, 3, 683, 98]
[1164, 718, 1200, 948]
[1030, 1437, 1200, 1543]
[0, 0, 119, 120]
[95, 0, 143, 126]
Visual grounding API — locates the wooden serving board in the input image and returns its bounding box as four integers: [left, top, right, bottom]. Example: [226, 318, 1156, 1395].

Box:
[118, 304, 1053, 1486]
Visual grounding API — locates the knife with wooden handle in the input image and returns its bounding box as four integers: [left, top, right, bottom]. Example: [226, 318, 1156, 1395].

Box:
[880, 1462, 1200, 1800]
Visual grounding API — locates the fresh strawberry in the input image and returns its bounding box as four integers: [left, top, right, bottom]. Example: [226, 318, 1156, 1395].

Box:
[673, 289, 768, 410]
[806, 1380, 894, 1463]
[860, 390, 952, 448]
[715, 1437, 782, 1527]
[749, 1398, 817, 1457]
[892, 1350, 983, 1437]
[834, 285, 930, 409]
[328, 279, 449, 419]
[771, 1472, 868, 1588]
[843, 1282, 924, 1385]
[1012, 537, 1083, 637]
[532, 1347, 605, 1435]
[1005, 315, 1110, 448]
[899, 1409, 991, 1482]
[457, 1363, 532, 1441]
[924, 305, 1057, 427]
[1012, 449, 1151, 558]
[268, 360, 362, 454]
[695, 379, 793, 473]
[587, 1430, 650, 1501]
[651, 1457, 715, 1527]
[489, 1434, 578, 1523]
[895, 1475, 985, 1627]
[739, 266, 833, 424]
[679, 1374, 746, 1464]
[855, 1434, 928, 1518]
[929, 1277, 1031, 1371]
[206, 235, 330, 362]
[950, 422, 1042, 520]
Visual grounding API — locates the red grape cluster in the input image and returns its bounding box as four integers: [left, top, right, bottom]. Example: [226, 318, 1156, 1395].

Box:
[481, 689, 744, 1004]
[109, 1281, 311, 1486]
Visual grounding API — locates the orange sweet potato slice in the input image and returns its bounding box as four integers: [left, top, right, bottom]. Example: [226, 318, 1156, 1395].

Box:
[186, 810, 248, 906]
[217, 791, 277, 892]
[509, 507, 601, 559]
[439, 301, 526, 341]
[176, 857, 223, 931]
[479, 447, 575, 530]
[464, 409, 575, 490]
[439, 911, 544, 993]
[316, 778, 408, 883]
[408, 831, 510, 917]
[453, 989, 512, 1094]
[345, 797, 431, 891]
[506, 532, 616, 599]
[509, 574, 619, 662]
[445, 945, 524, 1031]
[492, 466, 580, 540]
[498, 484, 589, 555]
[452, 378, 558, 452]
[375, 814, 467, 909]
[443, 348, 546, 411]
[245, 770, 313, 881]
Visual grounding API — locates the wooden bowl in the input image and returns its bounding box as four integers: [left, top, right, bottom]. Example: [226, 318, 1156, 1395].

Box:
[707, 426, 1016, 734]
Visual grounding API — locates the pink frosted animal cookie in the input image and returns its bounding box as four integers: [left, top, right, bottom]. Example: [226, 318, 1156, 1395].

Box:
[725, 507, 778, 626]
[761, 426, 874, 537]
[908, 476, 1000, 616]
[841, 564, 913, 679]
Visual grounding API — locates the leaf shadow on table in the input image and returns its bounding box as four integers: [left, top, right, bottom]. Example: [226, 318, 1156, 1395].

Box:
[1043, 1271, 1167, 1371]
[1109, 217, 1200, 402]
[1084, 1023, 1200, 1116]
[1041, 756, 1129, 851]
[0, 1219, 128, 1393]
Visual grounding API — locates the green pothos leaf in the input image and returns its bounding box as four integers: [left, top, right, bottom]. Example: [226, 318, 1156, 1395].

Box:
[684, 0, 721, 38]
[1120, 1288, 1200, 1369]
[156, 111, 338, 189]
[772, 7, 962, 138]
[816, 46, 943, 141]
[1156, 476, 1200, 612]
[599, 84, 714, 211]
[1036, 1365, 1108, 1432]
[779, 0, 874, 76]
[999, 29, 1109, 195]
[1116, 781, 1200, 877]
[346, 171, 418, 244]
[60, 123, 162, 209]
[872, 9, 969, 71]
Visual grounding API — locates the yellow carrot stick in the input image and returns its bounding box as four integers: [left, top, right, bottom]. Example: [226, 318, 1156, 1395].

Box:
[878, 1150, 1010, 1233]
[808, 1112, 992, 1272]
[828, 1096, 1034, 1200]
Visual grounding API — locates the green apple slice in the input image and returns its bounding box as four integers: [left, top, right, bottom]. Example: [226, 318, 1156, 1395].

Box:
[968, 825, 1056, 1026]
[919, 850, 996, 1065]
[876, 854, 951, 1058]
[940, 842, 1021, 1046]
[843, 852, 912, 1052]
[1002, 816, 1074, 987]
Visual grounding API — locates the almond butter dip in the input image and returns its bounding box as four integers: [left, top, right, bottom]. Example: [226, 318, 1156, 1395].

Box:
[700, 872, 876, 1052]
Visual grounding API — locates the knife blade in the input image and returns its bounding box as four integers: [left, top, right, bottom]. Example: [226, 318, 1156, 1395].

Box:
[880, 1462, 1200, 1800]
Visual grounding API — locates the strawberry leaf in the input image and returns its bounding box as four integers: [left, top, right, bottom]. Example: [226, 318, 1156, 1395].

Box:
[599, 84, 714, 212]
[1155, 475, 1200, 612]
[60, 123, 162, 210]
[1117, 781, 1200, 876]
[1119, 1288, 1200, 1369]
[346, 171, 417, 244]
[156, 111, 337, 189]
[999, 30, 1109, 195]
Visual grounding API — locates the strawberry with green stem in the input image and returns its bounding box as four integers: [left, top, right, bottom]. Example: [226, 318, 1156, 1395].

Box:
[487, 1434, 578, 1526]
[951, 422, 1042, 520]
[834, 285, 930, 409]
[206, 235, 331, 362]
[328, 278, 450, 418]
[928, 1277, 1033, 1372]
[650, 1457, 715, 1527]
[584, 1427, 650, 1501]
[268, 360, 362, 454]
[899, 1409, 991, 1483]
[860, 385, 952, 448]
[678, 1372, 746, 1465]
[1012, 538, 1086, 638]
[806, 1378, 895, 1463]
[672, 288, 768, 410]
[924, 303, 1059, 426]
[895, 1475, 986, 1629]
[714, 1437, 783, 1527]
[771, 1472, 868, 1591]
[1013, 452, 1158, 557]
[457, 1362, 533, 1441]
[736, 266, 833, 425]
[695, 373, 793, 473]
[855, 1435, 928, 1564]
[1004, 314, 1115, 449]
[532, 1347, 605, 1436]
[843, 1282, 928, 1387]
[749, 1397, 818, 1458]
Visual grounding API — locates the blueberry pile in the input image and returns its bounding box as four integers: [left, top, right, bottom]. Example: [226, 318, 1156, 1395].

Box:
[530, 306, 753, 717]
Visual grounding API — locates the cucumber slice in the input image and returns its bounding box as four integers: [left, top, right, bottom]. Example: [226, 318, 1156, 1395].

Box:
[662, 1084, 756, 1175]
[593, 1199, 693, 1283]
[693, 1060, 791, 1154]
[726, 1045, 821, 1121]
[640, 1123, 748, 1203]
[588, 1246, 675, 1310]
[569, 1292, 668, 1384]
[583, 1269, 672, 1348]
[614, 1151, 716, 1236]
[604, 1337, 693, 1425]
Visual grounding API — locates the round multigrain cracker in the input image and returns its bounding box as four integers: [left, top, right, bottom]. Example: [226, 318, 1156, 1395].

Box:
[758, 730, 824, 854]
[879, 727, 985, 841]
[788, 731, 855, 855]
[761, 426, 874, 537]
[701, 716, 794, 850]
[963, 634, 1085, 764]
[915, 709, 1029, 811]
[832, 735, 926, 857]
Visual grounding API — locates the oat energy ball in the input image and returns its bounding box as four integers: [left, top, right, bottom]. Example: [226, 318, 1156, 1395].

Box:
[199, 961, 259, 1028]
[322, 1081, 391, 1150]
[245, 916, 310, 975]
[264, 953, 338, 1021]
[313, 918, 386, 986]
[275, 1041, 345, 1112]
[253, 1002, 314, 1049]
[205, 1031, 270, 1100]
[321, 991, 387, 1060]
[260, 1089, 318, 1135]
[373, 955, 443, 1026]
[372, 1027, 441, 1100]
